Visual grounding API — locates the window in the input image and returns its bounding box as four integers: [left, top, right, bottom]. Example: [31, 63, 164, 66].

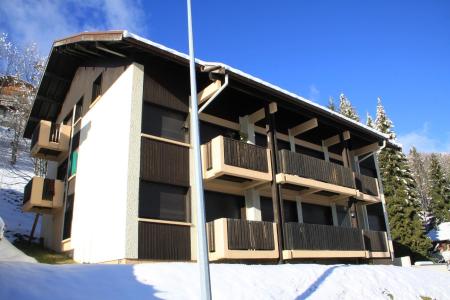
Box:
[204, 191, 244, 222]
[139, 181, 189, 222]
[68, 132, 80, 177]
[261, 197, 274, 222]
[283, 200, 298, 223]
[91, 73, 102, 103]
[63, 194, 75, 240]
[142, 103, 188, 142]
[63, 110, 73, 125]
[336, 205, 352, 227]
[74, 97, 83, 123]
[366, 203, 386, 231]
[302, 203, 333, 225]
[57, 159, 68, 180]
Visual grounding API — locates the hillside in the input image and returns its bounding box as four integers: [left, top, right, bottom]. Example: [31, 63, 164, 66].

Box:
[0, 126, 40, 241]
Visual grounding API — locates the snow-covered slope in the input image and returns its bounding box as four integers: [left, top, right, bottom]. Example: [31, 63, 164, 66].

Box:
[0, 238, 36, 263]
[0, 126, 40, 241]
[0, 262, 448, 300]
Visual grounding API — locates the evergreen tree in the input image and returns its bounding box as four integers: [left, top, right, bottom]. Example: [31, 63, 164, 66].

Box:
[376, 100, 431, 261]
[408, 147, 430, 212]
[339, 93, 360, 121]
[327, 96, 336, 111]
[366, 112, 374, 128]
[428, 154, 450, 226]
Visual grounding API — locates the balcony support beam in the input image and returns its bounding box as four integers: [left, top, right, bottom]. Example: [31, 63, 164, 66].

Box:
[288, 118, 318, 137]
[248, 102, 277, 124]
[331, 203, 338, 226]
[352, 142, 380, 157]
[198, 80, 222, 105]
[323, 130, 350, 148]
[295, 196, 304, 223]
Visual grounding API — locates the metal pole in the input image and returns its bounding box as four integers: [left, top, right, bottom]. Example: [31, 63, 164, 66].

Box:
[186, 0, 212, 299]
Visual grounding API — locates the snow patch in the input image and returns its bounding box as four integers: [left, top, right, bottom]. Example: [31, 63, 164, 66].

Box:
[428, 222, 450, 242]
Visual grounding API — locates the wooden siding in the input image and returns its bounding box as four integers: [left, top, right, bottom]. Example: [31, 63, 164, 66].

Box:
[278, 150, 355, 188]
[140, 137, 189, 187]
[23, 180, 32, 204]
[138, 221, 191, 261]
[356, 174, 378, 196]
[226, 219, 275, 251]
[143, 73, 189, 113]
[223, 137, 269, 172]
[363, 230, 388, 252]
[283, 223, 365, 251]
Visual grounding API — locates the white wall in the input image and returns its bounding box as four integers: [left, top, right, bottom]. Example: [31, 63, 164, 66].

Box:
[71, 63, 143, 263]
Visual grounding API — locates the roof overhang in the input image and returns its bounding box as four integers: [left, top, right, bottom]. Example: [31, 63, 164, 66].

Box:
[24, 30, 400, 150]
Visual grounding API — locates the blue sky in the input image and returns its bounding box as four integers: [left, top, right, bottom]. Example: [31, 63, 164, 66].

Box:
[1, 0, 449, 153]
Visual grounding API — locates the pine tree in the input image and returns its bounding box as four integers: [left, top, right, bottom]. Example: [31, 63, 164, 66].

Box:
[428, 154, 450, 226]
[327, 96, 336, 111]
[366, 112, 374, 128]
[408, 147, 430, 212]
[339, 93, 360, 121]
[376, 101, 431, 261]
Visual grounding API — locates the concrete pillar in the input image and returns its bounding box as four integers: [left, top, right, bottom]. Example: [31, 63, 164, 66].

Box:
[331, 203, 338, 226]
[295, 196, 303, 223]
[245, 189, 261, 221]
[239, 115, 255, 144]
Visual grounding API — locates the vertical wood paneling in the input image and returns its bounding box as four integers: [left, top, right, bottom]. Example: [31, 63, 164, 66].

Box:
[356, 174, 378, 196]
[223, 137, 269, 172]
[140, 137, 189, 187]
[226, 219, 275, 251]
[283, 222, 365, 251]
[363, 230, 388, 252]
[138, 221, 191, 260]
[143, 73, 189, 113]
[278, 150, 355, 188]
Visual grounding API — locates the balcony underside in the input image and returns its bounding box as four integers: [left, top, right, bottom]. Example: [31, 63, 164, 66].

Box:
[22, 177, 64, 214]
[30, 121, 71, 162]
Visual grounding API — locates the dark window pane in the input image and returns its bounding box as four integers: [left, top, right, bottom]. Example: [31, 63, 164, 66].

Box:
[255, 133, 267, 148]
[63, 110, 73, 125]
[295, 145, 324, 159]
[261, 197, 274, 222]
[283, 200, 298, 223]
[63, 194, 74, 239]
[277, 139, 290, 151]
[139, 181, 189, 222]
[366, 203, 386, 231]
[57, 159, 68, 180]
[205, 191, 244, 222]
[142, 103, 188, 142]
[92, 74, 102, 103]
[302, 203, 333, 225]
[199, 121, 238, 144]
[74, 97, 83, 122]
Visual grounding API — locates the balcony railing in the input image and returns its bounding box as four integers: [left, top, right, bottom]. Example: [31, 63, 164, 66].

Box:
[22, 177, 64, 213]
[202, 136, 272, 183]
[206, 218, 278, 261]
[283, 222, 365, 251]
[30, 120, 71, 161]
[278, 150, 355, 189]
[363, 230, 388, 252]
[356, 174, 379, 196]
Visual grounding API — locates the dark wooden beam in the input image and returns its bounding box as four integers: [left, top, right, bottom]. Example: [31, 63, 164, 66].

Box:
[45, 72, 71, 84]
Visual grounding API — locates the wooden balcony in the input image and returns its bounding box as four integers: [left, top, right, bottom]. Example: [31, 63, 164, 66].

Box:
[276, 150, 357, 198]
[282, 222, 366, 259]
[202, 136, 272, 192]
[282, 222, 390, 259]
[363, 229, 390, 258]
[22, 177, 64, 213]
[30, 120, 71, 161]
[356, 174, 380, 202]
[207, 218, 279, 261]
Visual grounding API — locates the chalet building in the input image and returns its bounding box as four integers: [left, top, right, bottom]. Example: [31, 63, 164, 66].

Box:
[23, 31, 394, 264]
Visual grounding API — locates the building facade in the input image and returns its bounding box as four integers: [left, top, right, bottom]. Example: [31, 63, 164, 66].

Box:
[23, 31, 394, 264]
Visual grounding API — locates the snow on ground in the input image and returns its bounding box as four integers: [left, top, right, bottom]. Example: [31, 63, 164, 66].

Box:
[0, 126, 39, 241]
[428, 222, 450, 242]
[0, 261, 449, 300]
[0, 238, 36, 263]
